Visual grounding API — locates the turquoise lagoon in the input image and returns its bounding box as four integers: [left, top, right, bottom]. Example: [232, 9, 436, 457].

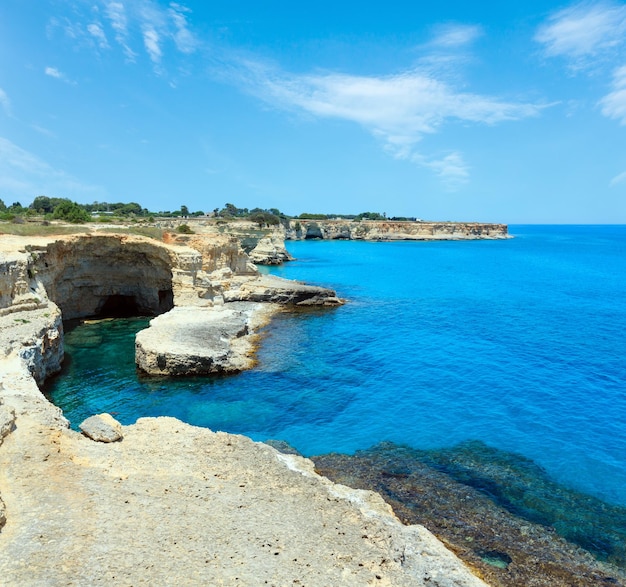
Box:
[46, 225, 626, 509]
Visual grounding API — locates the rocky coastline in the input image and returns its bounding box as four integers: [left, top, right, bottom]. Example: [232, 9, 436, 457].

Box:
[0, 229, 487, 585]
[156, 218, 510, 265]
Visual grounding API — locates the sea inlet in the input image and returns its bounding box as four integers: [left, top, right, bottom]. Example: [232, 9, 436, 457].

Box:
[45, 225, 626, 586]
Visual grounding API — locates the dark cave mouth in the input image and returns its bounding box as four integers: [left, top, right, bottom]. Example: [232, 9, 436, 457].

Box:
[93, 289, 174, 319]
[97, 294, 146, 318]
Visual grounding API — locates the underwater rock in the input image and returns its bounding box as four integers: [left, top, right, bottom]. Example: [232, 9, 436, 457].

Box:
[79, 413, 123, 442]
[313, 441, 626, 587]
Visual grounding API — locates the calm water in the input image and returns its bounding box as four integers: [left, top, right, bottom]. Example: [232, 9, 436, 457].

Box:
[46, 225, 626, 507]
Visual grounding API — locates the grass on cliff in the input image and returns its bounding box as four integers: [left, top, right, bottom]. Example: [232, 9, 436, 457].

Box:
[0, 222, 88, 237]
[0, 221, 165, 241]
[97, 226, 164, 240]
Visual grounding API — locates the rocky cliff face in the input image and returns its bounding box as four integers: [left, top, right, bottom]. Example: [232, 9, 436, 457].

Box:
[28, 234, 201, 320]
[0, 231, 488, 587]
[164, 232, 257, 274]
[284, 220, 509, 241]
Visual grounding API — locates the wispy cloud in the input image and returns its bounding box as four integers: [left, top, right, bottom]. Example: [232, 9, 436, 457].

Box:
[232, 60, 541, 176]
[87, 22, 110, 49]
[142, 26, 162, 64]
[536, 3, 626, 124]
[52, 1, 199, 72]
[169, 2, 198, 54]
[0, 88, 11, 116]
[45, 66, 75, 85]
[104, 1, 135, 60]
[599, 64, 626, 122]
[429, 23, 483, 49]
[535, 1, 626, 69]
[412, 152, 470, 189]
[0, 137, 105, 201]
[610, 170, 626, 186]
[225, 59, 542, 188]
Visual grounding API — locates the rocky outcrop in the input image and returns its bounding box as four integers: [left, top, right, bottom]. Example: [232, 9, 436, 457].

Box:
[0, 230, 489, 586]
[285, 220, 510, 241]
[222, 274, 343, 306]
[164, 232, 257, 274]
[0, 406, 488, 586]
[135, 303, 275, 375]
[28, 234, 199, 319]
[248, 235, 295, 265]
[79, 413, 124, 442]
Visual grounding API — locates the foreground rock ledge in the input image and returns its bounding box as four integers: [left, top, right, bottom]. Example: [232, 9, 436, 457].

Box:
[0, 409, 487, 586]
[0, 231, 486, 585]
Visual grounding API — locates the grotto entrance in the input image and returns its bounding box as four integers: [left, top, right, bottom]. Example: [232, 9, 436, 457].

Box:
[98, 295, 144, 318]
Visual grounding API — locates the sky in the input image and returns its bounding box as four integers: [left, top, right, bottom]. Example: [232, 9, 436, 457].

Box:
[1, 1, 626, 223]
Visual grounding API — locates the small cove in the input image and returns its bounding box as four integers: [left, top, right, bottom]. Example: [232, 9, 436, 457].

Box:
[45, 225, 626, 572]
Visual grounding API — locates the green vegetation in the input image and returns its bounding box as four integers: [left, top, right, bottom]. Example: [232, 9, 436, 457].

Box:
[176, 224, 194, 234]
[0, 223, 87, 237]
[52, 200, 91, 223]
[2, 195, 418, 227]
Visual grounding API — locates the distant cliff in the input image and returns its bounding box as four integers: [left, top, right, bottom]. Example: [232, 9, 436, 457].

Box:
[284, 220, 509, 241]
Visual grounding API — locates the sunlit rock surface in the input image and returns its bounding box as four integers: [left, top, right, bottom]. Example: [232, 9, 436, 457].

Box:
[0, 231, 488, 585]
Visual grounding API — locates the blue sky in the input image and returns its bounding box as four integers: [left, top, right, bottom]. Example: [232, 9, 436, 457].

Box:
[1, 1, 626, 223]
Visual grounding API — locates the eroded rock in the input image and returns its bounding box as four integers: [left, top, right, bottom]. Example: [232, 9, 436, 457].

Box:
[135, 303, 274, 376]
[248, 236, 295, 265]
[223, 274, 343, 306]
[79, 413, 123, 442]
[0, 403, 15, 445]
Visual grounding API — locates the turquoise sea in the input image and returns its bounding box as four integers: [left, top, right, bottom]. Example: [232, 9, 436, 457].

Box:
[46, 225, 626, 511]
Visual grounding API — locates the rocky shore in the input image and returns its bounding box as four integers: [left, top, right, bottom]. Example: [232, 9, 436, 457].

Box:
[0, 230, 487, 585]
[157, 218, 510, 265]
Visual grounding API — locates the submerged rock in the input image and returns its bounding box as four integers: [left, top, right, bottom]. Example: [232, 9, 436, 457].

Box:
[79, 413, 123, 442]
[313, 441, 626, 587]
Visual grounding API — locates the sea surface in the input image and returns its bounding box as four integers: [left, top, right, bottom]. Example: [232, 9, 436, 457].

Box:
[46, 225, 626, 509]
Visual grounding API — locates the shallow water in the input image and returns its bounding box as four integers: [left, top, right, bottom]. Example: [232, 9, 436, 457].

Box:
[46, 225, 626, 510]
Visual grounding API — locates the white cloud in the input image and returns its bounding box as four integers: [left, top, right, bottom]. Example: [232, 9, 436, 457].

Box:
[87, 23, 110, 49]
[44, 67, 75, 85]
[45, 66, 63, 79]
[610, 170, 626, 186]
[535, 1, 626, 68]
[228, 60, 541, 187]
[142, 26, 162, 64]
[412, 152, 470, 189]
[430, 24, 483, 49]
[105, 1, 136, 60]
[599, 64, 626, 122]
[0, 137, 105, 201]
[0, 88, 11, 116]
[169, 2, 198, 54]
[238, 61, 541, 151]
[52, 1, 199, 72]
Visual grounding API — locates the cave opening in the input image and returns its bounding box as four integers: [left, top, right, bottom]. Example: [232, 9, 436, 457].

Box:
[97, 295, 146, 318]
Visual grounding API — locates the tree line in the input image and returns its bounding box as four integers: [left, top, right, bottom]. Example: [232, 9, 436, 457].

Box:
[0, 196, 416, 225]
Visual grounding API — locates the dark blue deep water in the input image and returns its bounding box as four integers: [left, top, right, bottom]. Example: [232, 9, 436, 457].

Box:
[46, 225, 626, 508]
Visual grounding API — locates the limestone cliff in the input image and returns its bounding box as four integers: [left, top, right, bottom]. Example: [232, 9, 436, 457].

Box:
[0, 231, 488, 587]
[157, 218, 508, 266]
[284, 220, 509, 241]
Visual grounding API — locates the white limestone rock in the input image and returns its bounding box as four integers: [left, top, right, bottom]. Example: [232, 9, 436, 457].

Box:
[223, 274, 343, 306]
[79, 413, 123, 443]
[248, 236, 295, 265]
[0, 403, 15, 445]
[135, 303, 274, 376]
